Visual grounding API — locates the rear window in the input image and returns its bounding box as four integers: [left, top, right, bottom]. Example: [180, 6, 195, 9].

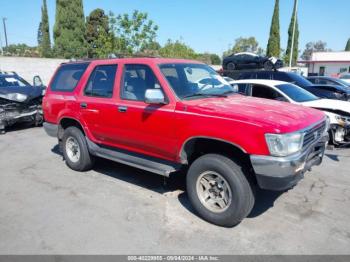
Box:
[50, 63, 89, 92]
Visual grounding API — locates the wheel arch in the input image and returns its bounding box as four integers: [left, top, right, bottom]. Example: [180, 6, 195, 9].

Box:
[58, 117, 86, 140]
[179, 136, 249, 165]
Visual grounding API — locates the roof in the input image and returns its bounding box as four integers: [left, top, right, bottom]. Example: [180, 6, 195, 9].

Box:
[234, 52, 258, 56]
[232, 79, 288, 86]
[63, 57, 203, 65]
[300, 51, 350, 63]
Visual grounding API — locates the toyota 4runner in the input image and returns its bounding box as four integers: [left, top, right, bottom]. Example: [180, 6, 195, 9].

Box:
[43, 58, 329, 227]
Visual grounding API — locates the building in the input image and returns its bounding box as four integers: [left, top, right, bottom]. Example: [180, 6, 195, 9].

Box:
[301, 51, 350, 77]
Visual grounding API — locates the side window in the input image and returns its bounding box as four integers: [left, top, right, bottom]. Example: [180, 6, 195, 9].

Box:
[51, 63, 89, 92]
[121, 64, 162, 101]
[84, 65, 117, 98]
[236, 83, 249, 94]
[251, 84, 285, 100]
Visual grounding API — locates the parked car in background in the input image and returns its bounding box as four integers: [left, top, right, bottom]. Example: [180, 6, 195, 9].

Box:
[0, 71, 45, 134]
[43, 58, 328, 227]
[232, 79, 350, 146]
[238, 70, 350, 101]
[307, 76, 350, 88]
[339, 73, 350, 84]
[222, 52, 283, 71]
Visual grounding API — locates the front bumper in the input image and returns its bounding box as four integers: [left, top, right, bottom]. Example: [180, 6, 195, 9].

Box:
[0, 105, 42, 132]
[250, 134, 328, 191]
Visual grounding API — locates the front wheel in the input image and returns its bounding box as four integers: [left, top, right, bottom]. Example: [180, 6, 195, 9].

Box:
[264, 60, 273, 70]
[186, 154, 255, 227]
[62, 126, 95, 171]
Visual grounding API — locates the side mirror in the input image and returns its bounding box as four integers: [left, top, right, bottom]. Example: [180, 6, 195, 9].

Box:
[33, 75, 43, 87]
[145, 89, 166, 104]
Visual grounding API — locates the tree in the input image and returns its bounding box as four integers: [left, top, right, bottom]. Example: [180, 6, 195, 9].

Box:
[301, 41, 331, 61]
[53, 0, 87, 58]
[345, 39, 350, 51]
[159, 39, 197, 59]
[210, 54, 221, 65]
[223, 37, 264, 57]
[232, 37, 259, 54]
[266, 0, 280, 57]
[284, 0, 299, 66]
[137, 41, 161, 56]
[38, 0, 51, 57]
[109, 10, 159, 54]
[85, 8, 109, 58]
[3, 44, 39, 57]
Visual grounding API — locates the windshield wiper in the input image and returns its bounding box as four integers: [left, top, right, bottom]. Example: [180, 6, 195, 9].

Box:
[183, 93, 228, 99]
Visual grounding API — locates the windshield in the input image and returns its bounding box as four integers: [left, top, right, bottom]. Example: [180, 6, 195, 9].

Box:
[0, 76, 30, 88]
[159, 63, 235, 99]
[288, 73, 313, 87]
[276, 83, 319, 102]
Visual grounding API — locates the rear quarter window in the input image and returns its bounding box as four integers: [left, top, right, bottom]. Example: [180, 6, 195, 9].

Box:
[50, 63, 89, 92]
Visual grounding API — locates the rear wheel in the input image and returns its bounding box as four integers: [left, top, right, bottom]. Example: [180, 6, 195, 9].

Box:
[186, 154, 255, 227]
[227, 62, 236, 71]
[62, 126, 95, 171]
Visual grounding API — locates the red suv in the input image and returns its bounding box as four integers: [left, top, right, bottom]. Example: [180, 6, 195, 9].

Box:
[43, 58, 329, 226]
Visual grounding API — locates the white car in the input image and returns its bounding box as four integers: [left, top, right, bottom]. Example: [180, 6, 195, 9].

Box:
[339, 73, 350, 84]
[232, 79, 350, 145]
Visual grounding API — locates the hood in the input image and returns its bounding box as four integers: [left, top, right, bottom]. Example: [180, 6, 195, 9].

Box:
[181, 94, 325, 133]
[0, 85, 44, 102]
[302, 99, 350, 115]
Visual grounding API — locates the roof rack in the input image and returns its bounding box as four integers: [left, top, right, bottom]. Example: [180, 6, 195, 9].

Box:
[65, 53, 162, 64]
[0, 70, 18, 76]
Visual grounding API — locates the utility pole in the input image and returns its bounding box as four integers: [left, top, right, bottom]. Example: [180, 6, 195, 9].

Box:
[0, 27, 3, 55]
[289, 0, 298, 68]
[2, 17, 8, 48]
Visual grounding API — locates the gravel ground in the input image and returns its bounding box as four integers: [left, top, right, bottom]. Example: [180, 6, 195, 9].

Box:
[0, 126, 350, 255]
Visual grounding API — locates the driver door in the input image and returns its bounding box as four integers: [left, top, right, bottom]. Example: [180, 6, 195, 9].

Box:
[112, 63, 178, 161]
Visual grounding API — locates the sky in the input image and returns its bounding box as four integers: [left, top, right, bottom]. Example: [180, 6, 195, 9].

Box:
[0, 0, 349, 56]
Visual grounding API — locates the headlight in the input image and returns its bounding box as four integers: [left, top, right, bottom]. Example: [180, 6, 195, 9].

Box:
[0, 93, 28, 102]
[265, 132, 304, 157]
[334, 115, 346, 126]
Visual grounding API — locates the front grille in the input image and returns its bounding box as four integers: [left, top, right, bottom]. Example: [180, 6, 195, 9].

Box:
[302, 120, 326, 148]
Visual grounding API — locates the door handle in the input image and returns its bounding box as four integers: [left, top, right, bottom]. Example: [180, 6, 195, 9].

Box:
[80, 102, 87, 109]
[118, 106, 128, 113]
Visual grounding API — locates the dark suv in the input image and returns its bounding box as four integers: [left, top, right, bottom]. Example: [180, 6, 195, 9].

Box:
[238, 71, 350, 101]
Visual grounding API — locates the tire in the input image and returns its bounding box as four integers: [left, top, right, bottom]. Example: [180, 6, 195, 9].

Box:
[62, 126, 95, 171]
[264, 60, 273, 70]
[186, 154, 255, 227]
[227, 62, 236, 71]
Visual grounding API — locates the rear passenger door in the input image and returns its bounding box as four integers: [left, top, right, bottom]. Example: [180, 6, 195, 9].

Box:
[113, 64, 177, 161]
[79, 64, 119, 142]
